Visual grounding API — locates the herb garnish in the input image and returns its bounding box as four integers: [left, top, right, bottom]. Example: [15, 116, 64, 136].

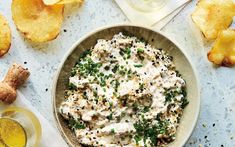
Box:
[134, 64, 143, 68]
[68, 118, 85, 130]
[133, 118, 169, 146]
[107, 113, 113, 120]
[137, 48, 144, 53]
[110, 128, 115, 134]
[68, 83, 76, 90]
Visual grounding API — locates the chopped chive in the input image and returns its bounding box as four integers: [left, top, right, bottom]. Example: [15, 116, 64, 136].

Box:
[110, 128, 115, 134]
[68, 83, 77, 90]
[107, 113, 113, 120]
[137, 48, 144, 53]
[134, 64, 143, 68]
[112, 64, 119, 73]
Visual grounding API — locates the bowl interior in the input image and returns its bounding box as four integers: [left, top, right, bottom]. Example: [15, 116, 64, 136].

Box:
[53, 25, 200, 147]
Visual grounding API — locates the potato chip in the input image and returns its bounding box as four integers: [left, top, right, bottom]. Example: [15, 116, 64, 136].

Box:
[192, 0, 235, 40]
[207, 29, 235, 66]
[43, 0, 83, 5]
[11, 0, 64, 43]
[0, 14, 11, 57]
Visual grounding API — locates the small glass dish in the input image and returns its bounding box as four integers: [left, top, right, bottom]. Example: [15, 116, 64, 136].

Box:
[0, 107, 42, 147]
[127, 0, 168, 12]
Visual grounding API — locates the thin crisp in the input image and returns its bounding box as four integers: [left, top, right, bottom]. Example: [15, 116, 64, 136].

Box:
[11, 0, 64, 43]
[0, 14, 11, 57]
[192, 0, 235, 40]
[208, 29, 235, 66]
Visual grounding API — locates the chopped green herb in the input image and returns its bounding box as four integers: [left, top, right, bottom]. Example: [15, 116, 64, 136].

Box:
[70, 68, 77, 77]
[77, 58, 102, 77]
[142, 106, 150, 113]
[107, 113, 113, 120]
[181, 97, 189, 109]
[133, 118, 169, 146]
[114, 80, 120, 92]
[112, 64, 119, 73]
[120, 48, 131, 59]
[175, 70, 181, 77]
[121, 112, 126, 117]
[100, 72, 104, 77]
[126, 47, 131, 54]
[109, 102, 113, 108]
[137, 48, 144, 53]
[164, 91, 176, 103]
[134, 135, 141, 144]
[74, 123, 86, 129]
[119, 70, 126, 76]
[79, 50, 91, 59]
[139, 83, 144, 89]
[68, 118, 85, 130]
[134, 64, 143, 68]
[93, 91, 98, 97]
[164, 87, 188, 105]
[110, 128, 115, 134]
[100, 77, 106, 87]
[181, 87, 187, 97]
[68, 83, 77, 90]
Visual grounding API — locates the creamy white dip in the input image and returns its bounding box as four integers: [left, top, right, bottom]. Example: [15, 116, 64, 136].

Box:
[59, 33, 188, 147]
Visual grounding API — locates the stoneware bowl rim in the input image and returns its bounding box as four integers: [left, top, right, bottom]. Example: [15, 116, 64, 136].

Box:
[52, 24, 201, 147]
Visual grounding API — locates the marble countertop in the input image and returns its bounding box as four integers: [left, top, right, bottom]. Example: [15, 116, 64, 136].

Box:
[0, 0, 234, 146]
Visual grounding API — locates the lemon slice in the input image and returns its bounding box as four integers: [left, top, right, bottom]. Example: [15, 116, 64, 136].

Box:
[0, 118, 27, 147]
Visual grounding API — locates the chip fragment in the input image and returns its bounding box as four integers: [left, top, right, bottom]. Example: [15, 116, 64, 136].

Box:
[207, 29, 235, 66]
[42, 0, 83, 5]
[0, 14, 11, 57]
[192, 0, 235, 40]
[11, 0, 64, 43]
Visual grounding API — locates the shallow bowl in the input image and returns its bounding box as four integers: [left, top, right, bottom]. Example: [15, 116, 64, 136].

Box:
[53, 24, 200, 147]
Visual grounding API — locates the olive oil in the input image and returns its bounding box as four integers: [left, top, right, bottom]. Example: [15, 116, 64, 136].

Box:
[0, 118, 27, 147]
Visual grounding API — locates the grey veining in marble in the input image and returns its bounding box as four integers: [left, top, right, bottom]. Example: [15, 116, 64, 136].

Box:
[0, 0, 234, 146]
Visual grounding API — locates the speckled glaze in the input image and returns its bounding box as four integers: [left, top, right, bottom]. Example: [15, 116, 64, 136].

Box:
[0, 0, 235, 146]
[53, 25, 200, 147]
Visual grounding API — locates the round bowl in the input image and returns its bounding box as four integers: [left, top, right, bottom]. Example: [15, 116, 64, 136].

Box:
[52, 24, 200, 147]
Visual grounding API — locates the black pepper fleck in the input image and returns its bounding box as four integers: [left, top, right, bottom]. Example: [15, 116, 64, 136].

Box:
[104, 66, 110, 70]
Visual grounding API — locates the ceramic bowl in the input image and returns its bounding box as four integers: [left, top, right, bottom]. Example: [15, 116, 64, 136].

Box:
[53, 24, 200, 147]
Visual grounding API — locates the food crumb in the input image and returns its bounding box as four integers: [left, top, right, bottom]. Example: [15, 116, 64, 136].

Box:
[202, 123, 207, 128]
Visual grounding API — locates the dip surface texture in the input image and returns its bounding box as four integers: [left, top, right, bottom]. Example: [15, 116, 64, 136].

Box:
[59, 33, 188, 147]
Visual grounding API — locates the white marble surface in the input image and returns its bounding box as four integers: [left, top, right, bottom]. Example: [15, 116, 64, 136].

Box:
[0, 0, 234, 146]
